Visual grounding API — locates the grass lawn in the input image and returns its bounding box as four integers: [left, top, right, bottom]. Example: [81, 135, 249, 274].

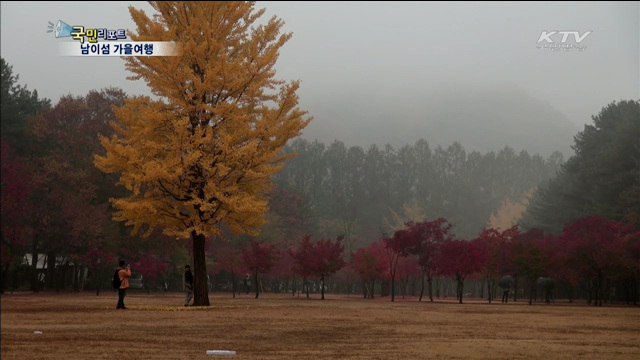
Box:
[1, 291, 639, 359]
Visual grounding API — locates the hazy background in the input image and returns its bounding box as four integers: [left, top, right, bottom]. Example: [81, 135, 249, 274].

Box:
[1, 1, 638, 157]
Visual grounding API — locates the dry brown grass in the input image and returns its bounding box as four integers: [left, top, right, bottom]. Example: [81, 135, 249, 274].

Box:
[1, 291, 639, 360]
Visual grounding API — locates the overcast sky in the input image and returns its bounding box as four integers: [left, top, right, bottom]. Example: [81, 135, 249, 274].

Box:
[1, 1, 638, 147]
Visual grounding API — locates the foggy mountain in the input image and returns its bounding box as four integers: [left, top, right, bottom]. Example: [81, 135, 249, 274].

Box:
[300, 84, 579, 158]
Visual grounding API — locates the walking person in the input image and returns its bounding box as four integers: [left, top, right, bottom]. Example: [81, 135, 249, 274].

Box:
[498, 275, 514, 304]
[184, 265, 194, 306]
[116, 260, 132, 309]
[244, 274, 251, 295]
[501, 285, 510, 303]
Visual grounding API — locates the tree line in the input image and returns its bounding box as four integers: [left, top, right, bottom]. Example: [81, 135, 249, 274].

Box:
[1, 53, 637, 305]
[271, 137, 563, 246]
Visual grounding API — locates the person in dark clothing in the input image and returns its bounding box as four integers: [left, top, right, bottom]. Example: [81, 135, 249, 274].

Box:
[244, 274, 251, 294]
[501, 285, 511, 303]
[183, 265, 194, 306]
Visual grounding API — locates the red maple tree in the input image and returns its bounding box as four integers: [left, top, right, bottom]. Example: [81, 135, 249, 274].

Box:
[404, 218, 454, 302]
[241, 240, 280, 299]
[211, 237, 247, 298]
[350, 240, 388, 299]
[131, 251, 169, 293]
[559, 216, 627, 306]
[511, 228, 551, 305]
[290, 234, 346, 300]
[475, 225, 519, 303]
[384, 227, 416, 302]
[1, 138, 36, 292]
[436, 239, 483, 304]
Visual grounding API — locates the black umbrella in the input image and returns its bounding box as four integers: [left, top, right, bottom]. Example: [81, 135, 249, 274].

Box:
[498, 275, 515, 290]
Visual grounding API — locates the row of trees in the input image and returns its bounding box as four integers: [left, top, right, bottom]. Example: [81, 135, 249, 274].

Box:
[386, 215, 637, 306]
[1, 59, 186, 294]
[2, 52, 637, 306]
[214, 99, 640, 306]
[272, 138, 563, 244]
[0, 55, 558, 296]
[523, 100, 639, 233]
[2, 51, 638, 307]
[212, 213, 638, 306]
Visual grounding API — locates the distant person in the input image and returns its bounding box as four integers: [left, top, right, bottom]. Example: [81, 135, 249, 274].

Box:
[117, 260, 132, 310]
[244, 275, 251, 294]
[183, 265, 194, 306]
[37, 272, 45, 290]
[501, 285, 510, 303]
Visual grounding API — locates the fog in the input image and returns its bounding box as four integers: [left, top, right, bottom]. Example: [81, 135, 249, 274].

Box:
[1, 1, 638, 156]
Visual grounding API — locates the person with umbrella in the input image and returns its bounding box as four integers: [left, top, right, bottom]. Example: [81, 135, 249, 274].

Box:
[499, 275, 514, 303]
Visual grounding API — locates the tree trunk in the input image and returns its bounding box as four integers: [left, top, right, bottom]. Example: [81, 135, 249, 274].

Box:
[486, 276, 492, 303]
[46, 253, 56, 289]
[411, 275, 417, 296]
[626, 277, 639, 306]
[419, 272, 425, 302]
[54, 262, 61, 292]
[624, 278, 630, 305]
[390, 274, 396, 302]
[365, 279, 375, 299]
[457, 275, 464, 304]
[11, 268, 18, 293]
[372, 279, 377, 299]
[321, 274, 325, 300]
[1, 263, 9, 294]
[568, 283, 573, 303]
[191, 231, 210, 306]
[96, 268, 103, 296]
[529, 280, 535, 305]
[231, 268, 236, 299]
[380, 279, 389, 297]
[30, 239, 39, 292]
[597, 272, 603, 307]
[72, 265, 79, 291]
[59, 260, 70, 290]
[513, 277, 518, 302]
[402, 277, 407, 299]
[254, 272, 260, 299]
[428, 276, 433, 302]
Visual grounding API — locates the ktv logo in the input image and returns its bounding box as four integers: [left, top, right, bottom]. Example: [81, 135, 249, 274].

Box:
[536, 30, 592, 52]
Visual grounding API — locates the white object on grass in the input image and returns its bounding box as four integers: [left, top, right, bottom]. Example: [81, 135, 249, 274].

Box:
[34, 331, 43, 334]
[206, 350, 236, 355]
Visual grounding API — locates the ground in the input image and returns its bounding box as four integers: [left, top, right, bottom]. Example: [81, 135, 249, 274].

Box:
[1, 291, 639, 359]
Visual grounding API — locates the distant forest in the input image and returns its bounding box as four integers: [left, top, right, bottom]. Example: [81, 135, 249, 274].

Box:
[272, 138, 563, 248]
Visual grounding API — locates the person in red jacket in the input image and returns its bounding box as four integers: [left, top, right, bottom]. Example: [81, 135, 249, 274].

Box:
[116, 260, 132, 310]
